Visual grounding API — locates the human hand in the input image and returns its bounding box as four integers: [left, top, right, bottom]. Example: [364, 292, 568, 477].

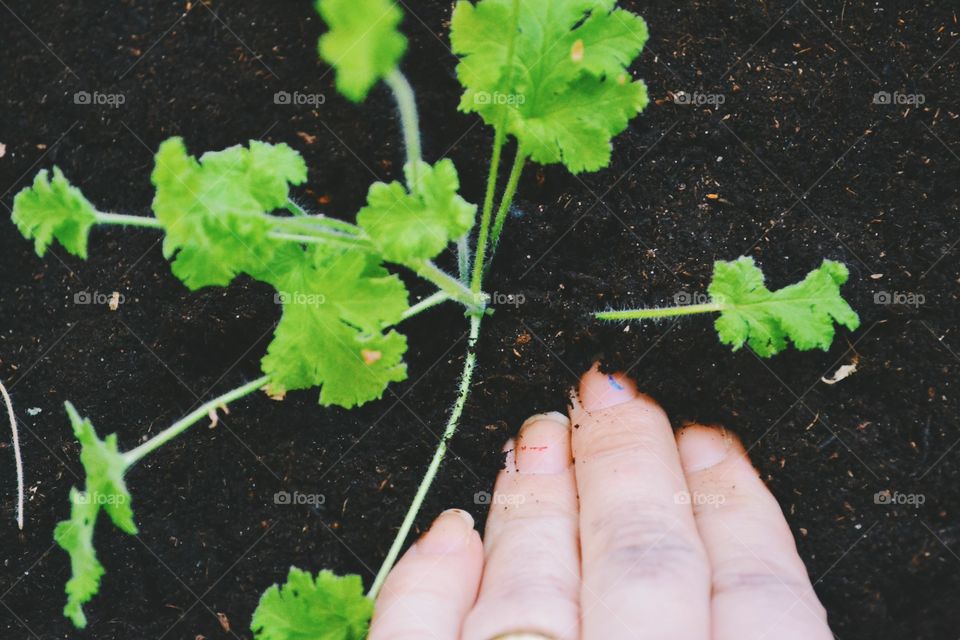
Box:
[368, 364, 832, 639]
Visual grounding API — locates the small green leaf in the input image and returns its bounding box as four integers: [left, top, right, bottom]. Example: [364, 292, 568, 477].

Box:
[709, 257, 860, 357]
[251, 568, 373, 640]
[12, 167, 98, 257]
[260, 246, 409, 408]
[316, 0, 407, 102]
[54, 489, 104, 629]
[451, 0, 649, 173]
[357, 160, 476, 265]
[66, 402, 136, 534]
[150, 137, 307, 290]
[55, 403, 137, 628]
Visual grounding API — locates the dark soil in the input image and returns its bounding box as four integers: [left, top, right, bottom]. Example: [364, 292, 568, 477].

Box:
[1, 1, 958, 638]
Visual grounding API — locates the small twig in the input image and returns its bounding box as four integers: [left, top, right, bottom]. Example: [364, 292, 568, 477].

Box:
[0, 380, 24, 530]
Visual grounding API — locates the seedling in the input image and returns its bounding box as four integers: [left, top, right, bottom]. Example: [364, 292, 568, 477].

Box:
[10, 0, 651, 634]
[595, 257, 860, 356]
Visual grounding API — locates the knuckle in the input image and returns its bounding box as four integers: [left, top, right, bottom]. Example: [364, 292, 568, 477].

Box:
[712, 559, 827, 620]
[589, 504, 708, 583]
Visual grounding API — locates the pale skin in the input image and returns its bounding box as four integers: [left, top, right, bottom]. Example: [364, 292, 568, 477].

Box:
[368, 364, 833, 640]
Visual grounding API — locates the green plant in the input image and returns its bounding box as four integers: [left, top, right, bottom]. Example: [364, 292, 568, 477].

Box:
[595, 257, 860, 356]
[9, 0, 651, 634]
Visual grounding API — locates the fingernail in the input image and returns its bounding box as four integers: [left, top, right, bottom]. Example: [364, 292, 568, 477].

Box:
[416, 509, 475, 555]
[677, 424, 733, 472]
[515, 412, 571, 475]
[578, 362, 637, 411]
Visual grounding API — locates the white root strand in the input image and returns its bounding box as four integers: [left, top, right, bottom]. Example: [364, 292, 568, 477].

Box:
[0, 380, 24, 530]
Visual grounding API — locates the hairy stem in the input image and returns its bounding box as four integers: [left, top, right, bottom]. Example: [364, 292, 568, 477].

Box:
[471, 127, 506, 292]
[284, 200, 310, 217]
[0, 380, 24, 530]
[368, 313, 481, 599]
[267, 230, 372, 250]
[270, 216, 363, 237]
[413, 261, 482, 312]
[400, 291, 450, 321]
[595, 302, 723, 321]
[123, 376, 270, 467]
[277, 204, 363, 235]
[94, 211, 164, 229]
[456, 234, 471, 283]
[469, 0, 521, 293]
[487, 148, 527, 263]
[385, 69, 423, 181]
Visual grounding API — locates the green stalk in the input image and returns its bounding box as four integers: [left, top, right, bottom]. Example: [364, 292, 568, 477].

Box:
[469, 0, 521, 293]
[413, 261, 482, 312]
[267, 230, 372, 250]
[94, 211, 164, 229]
[486, 147, 527, 263]
[277, 204, 363, 235]
[285, 200, 310, 216]
[270, 216, 363, 237]
[368, 313, 481, 599]
[400, 291, 450, 321]
[595, 302, 723, 321]
[122, 376, 269, 467]
[384, 69, 422, 182]
[456, 234, 471, 283]
[471, 128, 506, 292]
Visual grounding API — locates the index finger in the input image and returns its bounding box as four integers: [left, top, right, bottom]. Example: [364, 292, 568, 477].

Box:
[570, 364, 711, 639]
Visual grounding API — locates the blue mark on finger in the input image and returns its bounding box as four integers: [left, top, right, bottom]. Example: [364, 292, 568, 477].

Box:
[607, 375, 625, 391]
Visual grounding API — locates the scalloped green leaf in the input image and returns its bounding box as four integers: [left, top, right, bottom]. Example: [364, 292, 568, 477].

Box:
[12, 167, 98, 257]
[260, 246, 409, 408]
[709, 257, 860, 357]
[357, 160, 476, 265]
[316, 0, 407, 102]
[251, 568, 372, 640]
[451, 0, 649, 173]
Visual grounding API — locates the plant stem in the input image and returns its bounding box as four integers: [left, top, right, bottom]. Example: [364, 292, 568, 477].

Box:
[267, 230, 371, 250]
[94, 211, 164, 229]
[385, 69, 422, 181]
[0, 380, 24, 530]
[469, 0, 521, 293]
[400, 291, 450, 321]
[471, 127, 506, 292]
[368, 313, 481, 599]
[413, 261, 482, 312]
[456, 234, 471, 283]
[123, 376, 270, 467]
[595, 302, 723, 321]
[284, 200, 309, 216]
[270, 214, 363, 236]
[487, 147, 527, 262]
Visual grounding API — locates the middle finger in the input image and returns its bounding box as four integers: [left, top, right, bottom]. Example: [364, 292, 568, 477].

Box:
[570, 365, 711, 639]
